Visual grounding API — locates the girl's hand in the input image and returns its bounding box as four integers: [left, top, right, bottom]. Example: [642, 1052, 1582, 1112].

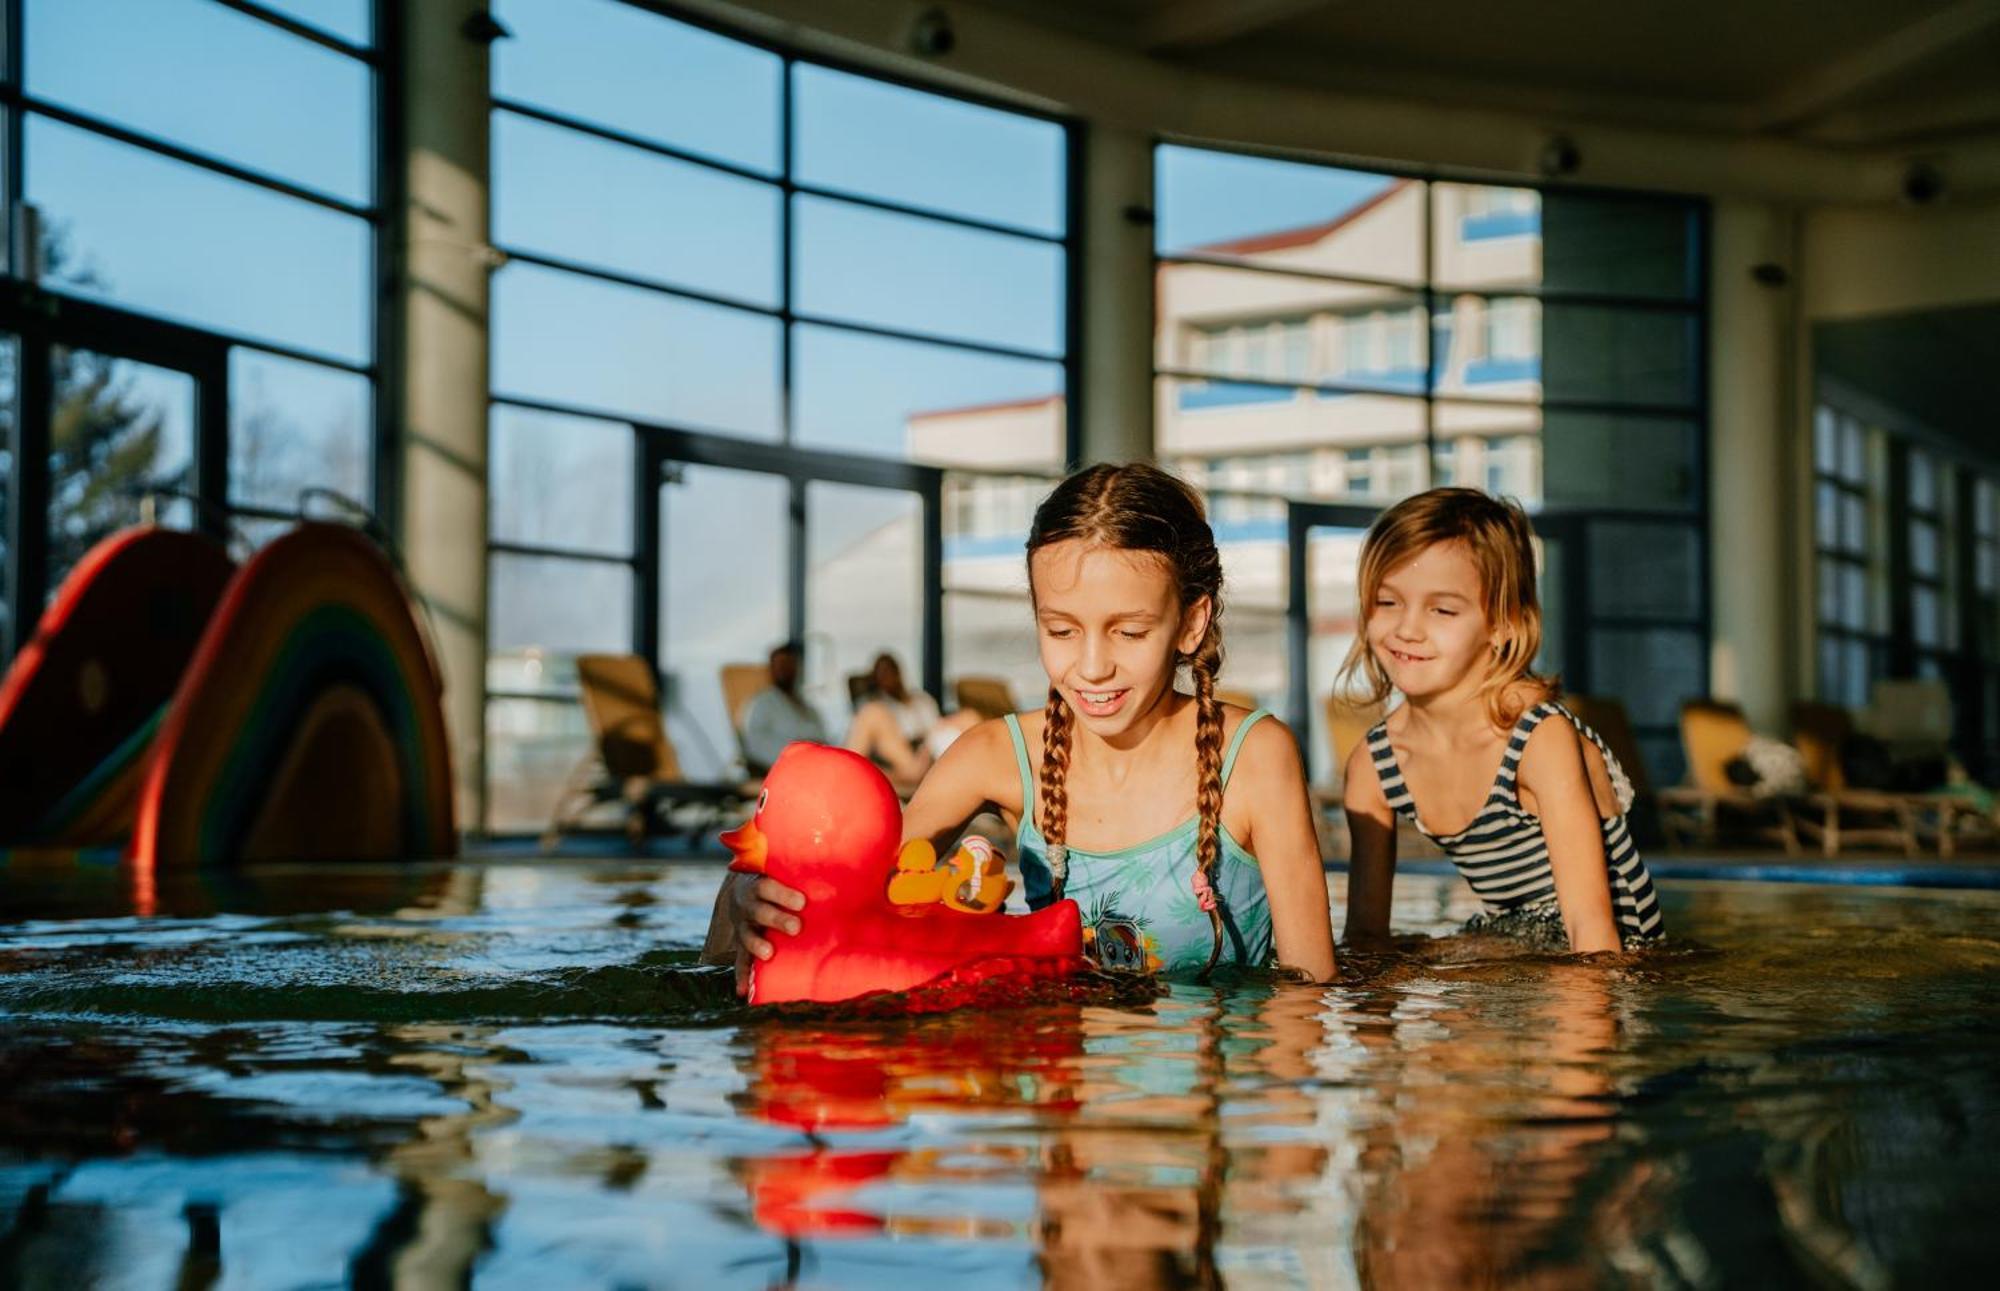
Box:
[728, 872, 806, 996]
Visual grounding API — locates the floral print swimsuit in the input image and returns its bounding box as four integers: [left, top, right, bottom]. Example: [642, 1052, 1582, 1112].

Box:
[1003, 709, 1276, 977]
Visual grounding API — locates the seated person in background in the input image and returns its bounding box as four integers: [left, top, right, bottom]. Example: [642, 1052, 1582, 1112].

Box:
[742, 642, 828, 775]
[843, 652, 977, 794]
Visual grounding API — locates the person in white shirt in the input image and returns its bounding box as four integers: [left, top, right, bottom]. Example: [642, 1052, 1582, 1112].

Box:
[843, 652, 973, 794]
[741, 642, 828, 775]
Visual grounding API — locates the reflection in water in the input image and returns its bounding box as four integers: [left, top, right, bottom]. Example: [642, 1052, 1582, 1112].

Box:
[0, 864, 1996, 1285]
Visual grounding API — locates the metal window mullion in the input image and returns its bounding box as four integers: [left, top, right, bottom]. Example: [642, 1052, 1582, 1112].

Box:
[212, 0, 375, 62]
[1420, 177, 1436, 487]
[370, 0, 401, 534]
[12, 93, 375, 220]
[497, 243, 1065, 367]
[194, 339, 231, 543]
[634, 429, 661, 673]
[489, 538, 639, 566]
[7, 329, 51, 658]
[1061, 120, 1083, 470]
[491, 96, 777, 186]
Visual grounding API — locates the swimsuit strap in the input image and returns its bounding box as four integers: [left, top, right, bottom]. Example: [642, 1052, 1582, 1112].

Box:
[1495, 701, 1563, 806]
[1003, 713, 1036, 822]
[1219, 708, 1273, 786]
[1364, 720, 1417, 822]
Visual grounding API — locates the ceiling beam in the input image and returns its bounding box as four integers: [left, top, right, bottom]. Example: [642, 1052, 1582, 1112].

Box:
[1752, 0, 2000, 132]
[1143, 0, 1337, 52]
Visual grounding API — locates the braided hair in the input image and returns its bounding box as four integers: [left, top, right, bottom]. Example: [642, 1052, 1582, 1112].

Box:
[1026, 462, 1230, 977]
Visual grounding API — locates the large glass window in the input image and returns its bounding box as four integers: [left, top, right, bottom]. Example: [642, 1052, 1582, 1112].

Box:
[1154, 145, 1706, 777]
[1, 0, 378, 653]
[486, 1, 1071, 828]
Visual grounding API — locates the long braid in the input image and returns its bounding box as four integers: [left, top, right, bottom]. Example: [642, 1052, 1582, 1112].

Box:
[1039, 686, 1075, 899]
[1190, 631, 1227, 978]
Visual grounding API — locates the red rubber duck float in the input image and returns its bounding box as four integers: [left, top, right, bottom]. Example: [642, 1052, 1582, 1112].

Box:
[722, 742, 1086, 1005]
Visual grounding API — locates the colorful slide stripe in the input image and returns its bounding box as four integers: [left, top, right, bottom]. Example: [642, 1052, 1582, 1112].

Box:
[130, 523, 456, 871]
[0, 527, 234, 845]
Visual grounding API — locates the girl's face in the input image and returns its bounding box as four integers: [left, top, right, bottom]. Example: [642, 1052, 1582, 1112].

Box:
[1366, 540, 1502, 701]
[1030, 540, 1208, 737]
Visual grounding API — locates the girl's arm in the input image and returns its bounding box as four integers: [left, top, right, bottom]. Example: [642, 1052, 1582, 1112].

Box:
[1233, 721, 1337, 982]
[1517, 719, 1622, 953]
[898, 716, 1016, 851]
[1340, 739, 1398, 951]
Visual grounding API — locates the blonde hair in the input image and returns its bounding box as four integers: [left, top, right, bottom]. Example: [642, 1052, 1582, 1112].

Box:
[1336, 487, 1555, 728]
[1027, 462, 1229, 978]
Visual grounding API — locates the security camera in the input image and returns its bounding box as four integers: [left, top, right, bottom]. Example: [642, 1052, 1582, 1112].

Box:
[1902, 162, 1946, 206]
[909, 7, 956, 58]
[1537, 135, 1581, 178]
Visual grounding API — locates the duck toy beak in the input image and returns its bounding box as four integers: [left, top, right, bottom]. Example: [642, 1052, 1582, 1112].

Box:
[723, 818, 767, 876]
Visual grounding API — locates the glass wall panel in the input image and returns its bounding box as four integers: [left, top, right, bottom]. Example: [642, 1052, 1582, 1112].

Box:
[28, 116, 371, 364]
[229, 349, 371, 511]
[494, 0, 781, 174]
[492, 262, 782, 437]
[486, 696, 593, 834]
[793, 64, 1064, 235]
[257, 0, 372, 44]
[1591, 627, 1704, 731]
[1158, 381, 1429, 506]
[1437, 294, 1697, 408]
[1156, 147, 1417, 283]
[1300, 522, 1371, 784]
[793, 325, 1063, 467]
[494, 113, 781, 306]
[48, 351, 195, 590]
[28, 0, 370, 202]
[491, 552, 633, 660]
[1160, 265, 1427, 395]
[489, 406, 633, 557]
[1588, 521, 1702, 620]
[943, 471, 1054, 715]
[1539, 410, 1698, 511]
[792, 195, 1065, 355]
[1432, 183, 1694, 300]
[661, 466, 789, 780]
[806, 481, 923, 736]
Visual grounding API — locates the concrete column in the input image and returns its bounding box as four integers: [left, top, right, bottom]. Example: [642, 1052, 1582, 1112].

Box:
[396, 2, 493, 834]
[1707, 201, 1799, 733]
[1077, 124, 1156, 465]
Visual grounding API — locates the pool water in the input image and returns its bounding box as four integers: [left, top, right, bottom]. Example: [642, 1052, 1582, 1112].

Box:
[1, 861, 1996, 1288]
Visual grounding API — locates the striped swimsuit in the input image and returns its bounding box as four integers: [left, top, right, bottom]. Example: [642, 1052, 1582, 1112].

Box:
[1366, 700, 1664, 945]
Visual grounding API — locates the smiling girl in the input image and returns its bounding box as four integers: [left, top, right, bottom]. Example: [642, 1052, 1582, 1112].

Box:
[713, 462, 1337, 987]
[1340, 488, 1663, 953]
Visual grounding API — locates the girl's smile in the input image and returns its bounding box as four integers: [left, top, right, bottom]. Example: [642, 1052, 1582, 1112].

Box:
[1030, 540, 1208, 741]
[1366, 540, 1495, 700]
[1073, 688, 1131, 717]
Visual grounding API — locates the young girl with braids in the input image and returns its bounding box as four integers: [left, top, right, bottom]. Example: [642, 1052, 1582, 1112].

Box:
[1340, 487, 1664, 953]
[714, 463, 1337, 986]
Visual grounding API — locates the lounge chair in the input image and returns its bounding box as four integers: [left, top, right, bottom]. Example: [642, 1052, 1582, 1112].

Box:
[1788, 700, 1919, 857]
[541, 654, 752, 851]
[953, 676, 1018, 720]
[1656, 699, 1800, 853]
[720, 661, 773, 772]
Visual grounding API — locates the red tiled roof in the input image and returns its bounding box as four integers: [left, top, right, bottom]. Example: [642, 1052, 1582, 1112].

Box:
[908, 392, 1063, 423]
[1188, 178, 1412, 256]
